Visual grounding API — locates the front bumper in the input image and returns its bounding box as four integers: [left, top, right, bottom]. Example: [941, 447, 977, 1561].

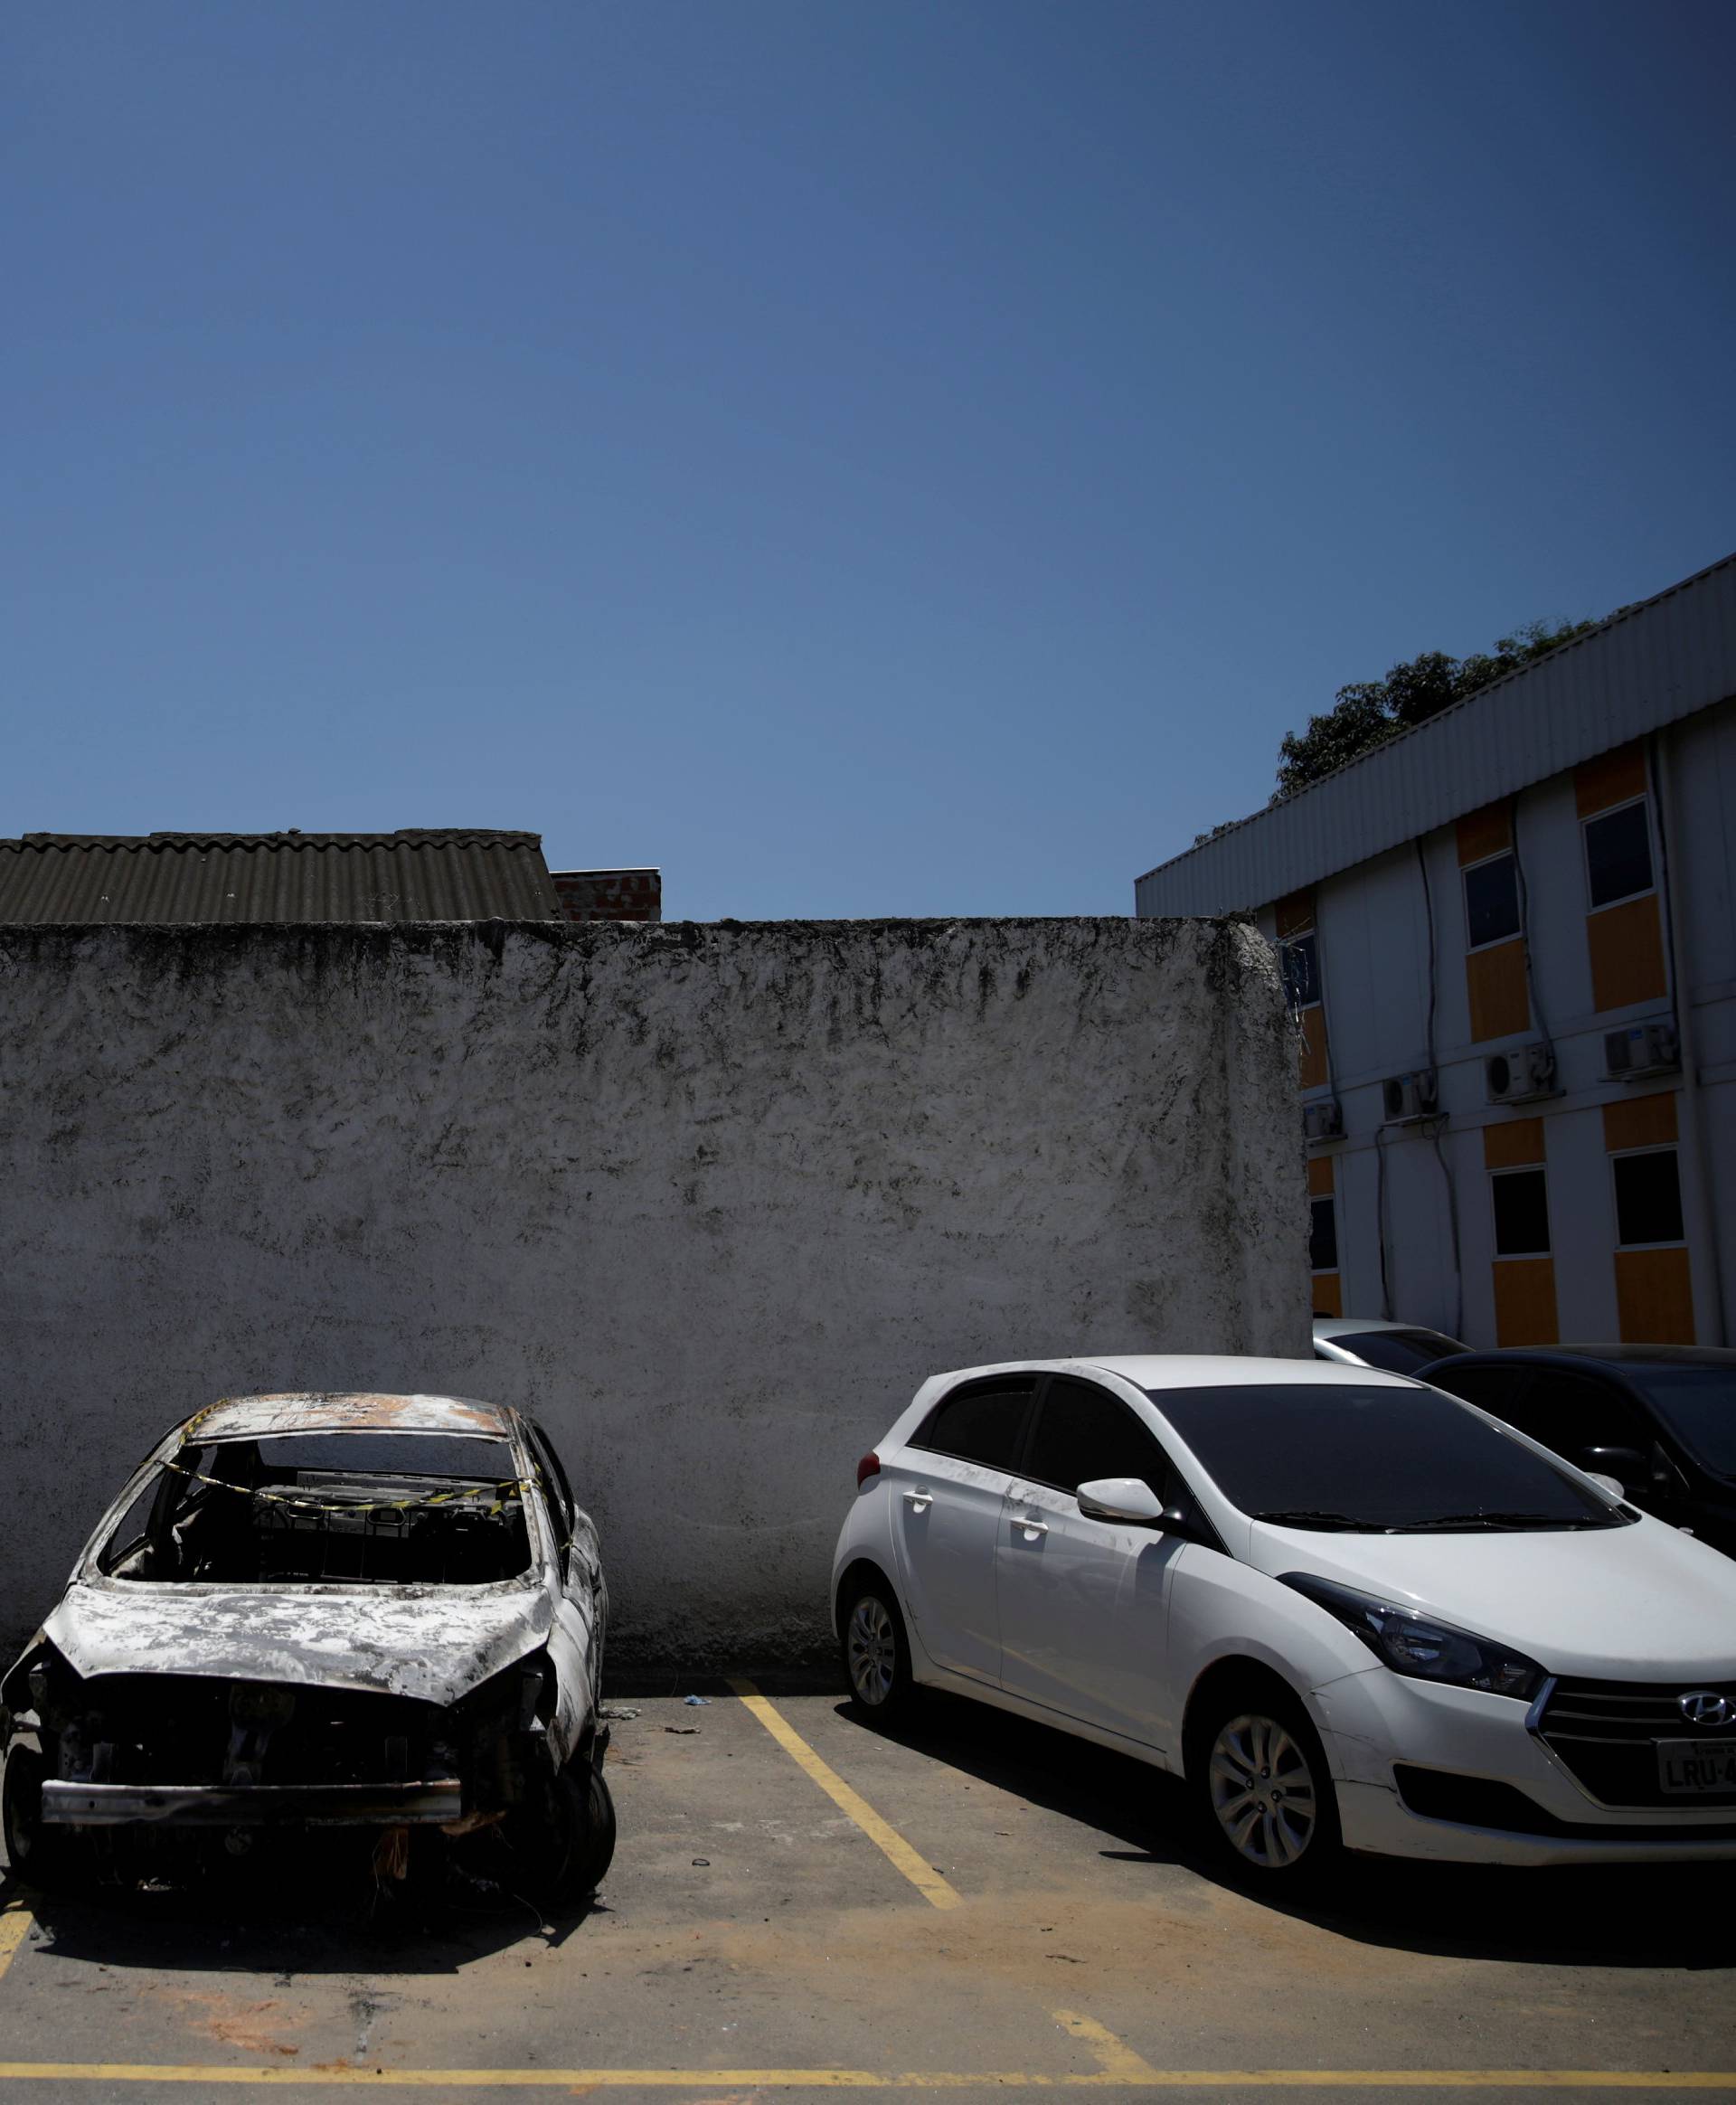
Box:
[1336, 1779, 1736, 1865]
[42, 1779, 463, 1827]
[1311, 1669, 1736, 1867]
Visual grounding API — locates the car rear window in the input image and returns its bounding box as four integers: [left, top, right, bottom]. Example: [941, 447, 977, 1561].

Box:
[1144, 1383, 1619, 1531]
[244, 1434, 517, 1480]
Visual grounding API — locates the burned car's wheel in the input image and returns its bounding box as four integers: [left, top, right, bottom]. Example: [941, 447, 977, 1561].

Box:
[549, 1760, 616, 1906]
[507, 1758, 615, 1912]
[2, 1746, 83, 1893]
[841, 1574, 913, 1721]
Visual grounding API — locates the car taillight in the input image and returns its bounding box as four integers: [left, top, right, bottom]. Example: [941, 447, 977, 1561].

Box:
[856, 1452, 881, 1488]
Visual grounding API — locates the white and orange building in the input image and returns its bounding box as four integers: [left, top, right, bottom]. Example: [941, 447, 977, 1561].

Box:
[1135, 551, 1736, 1350]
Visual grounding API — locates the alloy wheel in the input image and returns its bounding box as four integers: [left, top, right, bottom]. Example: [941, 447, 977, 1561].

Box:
[1207, 1711, 1318, 1870]
[846, 1594, 897, 1707]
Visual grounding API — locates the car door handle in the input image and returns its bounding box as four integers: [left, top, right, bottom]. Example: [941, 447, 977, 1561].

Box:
[903, 1488, 933, 1513]
[1015, 1514, 1048, 1539]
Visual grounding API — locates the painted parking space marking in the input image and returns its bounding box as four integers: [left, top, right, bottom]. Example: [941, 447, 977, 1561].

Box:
[0, 1893, 35, 1984]
[0, 2061, 1731, 2089]
[726, 1676, 963, 1910]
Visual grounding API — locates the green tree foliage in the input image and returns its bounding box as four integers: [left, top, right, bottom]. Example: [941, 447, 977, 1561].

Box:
[1269, 618, 1599, 802]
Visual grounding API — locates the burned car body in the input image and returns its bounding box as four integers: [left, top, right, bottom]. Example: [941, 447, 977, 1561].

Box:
[1, 1392, 613, 1902]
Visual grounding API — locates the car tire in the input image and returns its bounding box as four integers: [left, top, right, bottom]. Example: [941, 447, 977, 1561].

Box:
[2, 1744, 84, 1893]
[536, 1758, 616, 1911]
[840, 1574, 915, 1722]
[1188, 1676, 1342, 1890]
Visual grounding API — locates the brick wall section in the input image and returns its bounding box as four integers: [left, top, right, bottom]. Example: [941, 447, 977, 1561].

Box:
[552, 869, 662, 922]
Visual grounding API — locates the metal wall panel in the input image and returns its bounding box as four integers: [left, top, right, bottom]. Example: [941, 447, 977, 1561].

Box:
[1135, 552, 1736, 917]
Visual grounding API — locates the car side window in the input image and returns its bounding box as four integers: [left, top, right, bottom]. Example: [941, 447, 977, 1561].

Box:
[523, 1422, 576, 1543]
[98, 1472, 166, 1574]
[1428, 1364, 1533, 1420]
[911, 1380, 1036, 1469]
[1514, 1373, 1651, 1464]
[1024, 1378, 1176, 1500]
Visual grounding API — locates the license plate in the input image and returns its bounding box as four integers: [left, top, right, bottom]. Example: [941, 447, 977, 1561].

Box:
[1656, 1740, 1736, 1794]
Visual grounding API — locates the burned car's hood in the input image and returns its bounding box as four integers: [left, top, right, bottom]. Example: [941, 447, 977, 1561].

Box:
[44, 1579, 553, 1707]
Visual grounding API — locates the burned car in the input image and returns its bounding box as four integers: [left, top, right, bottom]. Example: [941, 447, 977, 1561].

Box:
[1, 1392, 613, 1904]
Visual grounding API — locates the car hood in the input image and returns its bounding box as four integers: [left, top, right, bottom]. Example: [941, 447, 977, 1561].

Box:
[42, 1578, 554, 1706]
[1249, 1515, 1736, 1680]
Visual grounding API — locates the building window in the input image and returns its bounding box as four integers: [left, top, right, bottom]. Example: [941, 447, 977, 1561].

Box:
[1280, 930, 1319, 1011]
[1309, 1195, 1338, 1273]
[1584, 798, 1655, 911]
[1463, 851, 1521, 951]
[1491, 1166, 1551, 1258]
[1612, 1147, 1684, 1247]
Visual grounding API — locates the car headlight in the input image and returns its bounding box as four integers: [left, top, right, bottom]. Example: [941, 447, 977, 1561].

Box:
[1281, 1573, 1545, 1702]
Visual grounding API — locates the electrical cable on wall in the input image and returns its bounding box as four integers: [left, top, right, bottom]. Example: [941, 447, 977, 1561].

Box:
[1416, 839, 1439, 1082]
[1648, 731, 1728, 1345]
[1429, 1126, 1466, 1339]
[1374, 1123, 1392, 1322]
[1510, 791, 1555, 1062]
[1646, 736, 1678, 1018]
[1414, 837, 1464, 1336]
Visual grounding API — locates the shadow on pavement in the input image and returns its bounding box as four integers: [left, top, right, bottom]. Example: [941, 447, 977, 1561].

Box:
[836, 1682, 1736, 1973]
[0, 1825, 605, 1978]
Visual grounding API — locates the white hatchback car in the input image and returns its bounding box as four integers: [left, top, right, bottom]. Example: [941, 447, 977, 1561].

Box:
[831, 1356, 1736, 1883]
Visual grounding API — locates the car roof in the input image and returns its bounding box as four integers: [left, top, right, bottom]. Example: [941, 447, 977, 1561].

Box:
[186, 1392, 515, 1440]
[929, 1355, 1420, 1392]
[1444, 1345, 1736, 1373]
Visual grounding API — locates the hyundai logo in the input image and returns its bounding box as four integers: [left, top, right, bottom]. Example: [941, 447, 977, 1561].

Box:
[1679, 1691, 1733, 1728]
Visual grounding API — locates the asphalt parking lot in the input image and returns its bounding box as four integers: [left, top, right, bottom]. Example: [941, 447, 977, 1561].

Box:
[2, 1674, 1733, 2100]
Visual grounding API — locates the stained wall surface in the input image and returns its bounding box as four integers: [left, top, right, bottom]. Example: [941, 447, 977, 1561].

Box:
[0, 918, 1305, 1660]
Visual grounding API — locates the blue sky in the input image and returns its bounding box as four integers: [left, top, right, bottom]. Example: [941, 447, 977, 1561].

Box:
[5, 1, 1732, 919]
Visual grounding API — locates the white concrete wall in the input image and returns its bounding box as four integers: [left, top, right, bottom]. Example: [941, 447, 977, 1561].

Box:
[0, 917, 1307, 1662]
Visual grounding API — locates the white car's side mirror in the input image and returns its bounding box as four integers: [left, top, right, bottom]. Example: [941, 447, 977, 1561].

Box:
[1585, 1471, 1627, 1502]
[1075, 1477, 1167, 1525]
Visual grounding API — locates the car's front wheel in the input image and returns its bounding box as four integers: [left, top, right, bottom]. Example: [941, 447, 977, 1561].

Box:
[1190, 1679, 1341, 1887]
[548, 1760, 616, 1908]
[840, 1576, 914, 1722]
[2, 1744, 84, 1893]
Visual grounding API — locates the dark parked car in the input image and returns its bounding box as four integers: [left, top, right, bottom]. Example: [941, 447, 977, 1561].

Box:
[1421, 1346, 1736, 1560]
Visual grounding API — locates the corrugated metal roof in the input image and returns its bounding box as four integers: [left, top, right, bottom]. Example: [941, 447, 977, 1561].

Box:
[0, 829, 564, 923]
[1135, 550, 1736, 917]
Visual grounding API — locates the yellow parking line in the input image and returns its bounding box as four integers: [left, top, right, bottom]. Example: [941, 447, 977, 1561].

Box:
[0, 2062, 1730, 2089]
[1055, 2011, 1162, 2085]
[727, 1676, 963, 1910]
[0, 1893, 35, 1984]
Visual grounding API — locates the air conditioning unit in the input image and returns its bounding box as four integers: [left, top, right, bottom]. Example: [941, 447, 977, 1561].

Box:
[1604, 1018, 1680, 1081]
[1302, 1098, 1344, 1142]
[1382, 1070, 1439, 1125]
[1485, 1042, 1557, 1106]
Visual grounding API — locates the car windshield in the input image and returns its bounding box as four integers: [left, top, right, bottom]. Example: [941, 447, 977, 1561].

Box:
[1332, 1329, 1468, 1375]
[1145, 1383, 1623, 1532]
[98, 1430, 534, 1584]
[1623, 1368, 1736, 1478]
